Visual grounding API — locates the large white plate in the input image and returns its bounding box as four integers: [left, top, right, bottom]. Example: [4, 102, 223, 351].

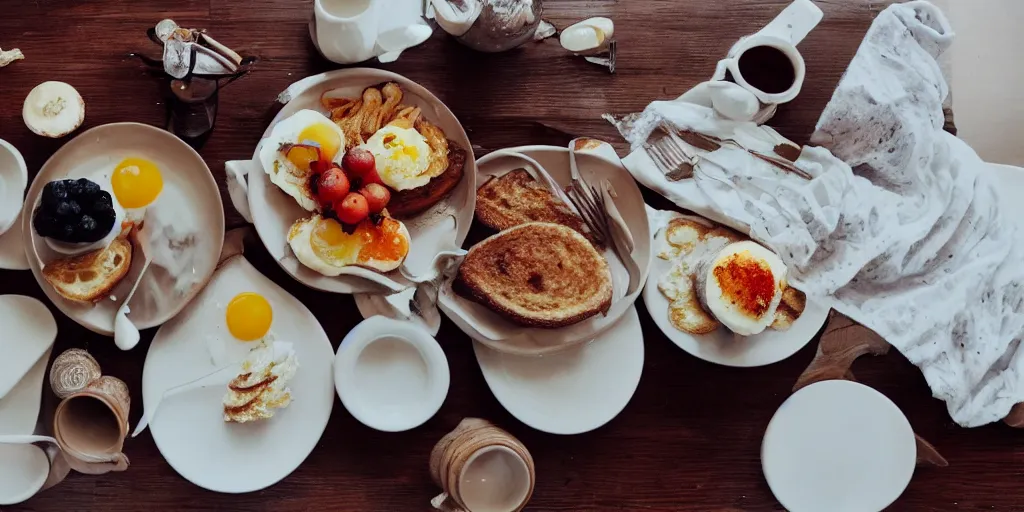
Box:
[247, 69, 476, 294]
[0, 347, 52, 506]
[761, 380, 915, 511]
[473, 306, 644, 435]
[21, 123, 224, 336]
[643, 212, 829, 367]
[143, 256, 334, 493]
[440, 145, 652, 356]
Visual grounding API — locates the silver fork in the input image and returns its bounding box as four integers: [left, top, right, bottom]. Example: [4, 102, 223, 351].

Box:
[566, 141, 612, 247]
[642, 127, 701, 181]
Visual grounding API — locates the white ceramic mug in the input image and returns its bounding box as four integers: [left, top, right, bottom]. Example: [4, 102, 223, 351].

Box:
[712, 0, 824, 105]
[313, 0, 381, 64]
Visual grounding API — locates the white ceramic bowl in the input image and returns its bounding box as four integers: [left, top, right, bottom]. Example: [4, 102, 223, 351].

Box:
[335, 316, 449, 432]
[761, 380, 916, 512]
[247, 69, 477, 294]
[0, 139, 28, 236]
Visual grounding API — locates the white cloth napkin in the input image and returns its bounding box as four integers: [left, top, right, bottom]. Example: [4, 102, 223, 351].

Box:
[612, 1, 1024, 427]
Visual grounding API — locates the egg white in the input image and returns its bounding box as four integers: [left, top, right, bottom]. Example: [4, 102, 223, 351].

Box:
[259, 109, 346, 212]
[286, 215, 410, 276]
[698, 241, 786, 336]
[362, 125, 432, 191]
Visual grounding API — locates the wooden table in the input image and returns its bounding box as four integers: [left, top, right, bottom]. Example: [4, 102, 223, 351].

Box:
[2, 1, 1020, 510]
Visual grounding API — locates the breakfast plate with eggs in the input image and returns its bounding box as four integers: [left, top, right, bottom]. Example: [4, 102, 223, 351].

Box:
[643, 211, 830, 367]
[243, 69, 475, 294]
[21, 123, 224, 336]
[142, 252, 334, 493]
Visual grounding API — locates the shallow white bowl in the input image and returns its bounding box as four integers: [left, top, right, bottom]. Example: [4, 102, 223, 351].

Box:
[0, 139, 27, 236]
[335, 316, 449, 432]
[761, 380, 916, 512]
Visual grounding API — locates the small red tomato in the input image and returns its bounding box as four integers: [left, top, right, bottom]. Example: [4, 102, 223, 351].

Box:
[360, 183, 391, 214]
[342, 148, 376, 177]
[359, 166, 385, 186]
[335, 192, 369, 225]
[316, 167, 350, 205]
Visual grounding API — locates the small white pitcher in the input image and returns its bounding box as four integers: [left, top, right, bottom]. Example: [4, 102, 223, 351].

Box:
[313, 0, 382, 64]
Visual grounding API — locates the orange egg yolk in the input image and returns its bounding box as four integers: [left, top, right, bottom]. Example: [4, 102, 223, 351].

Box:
[225, 292, 273, 342]
[111, 157, 163, 209]
[295, 123, 341, 163]
[311, 217, 408, 265]
[382, 134, 419, 161]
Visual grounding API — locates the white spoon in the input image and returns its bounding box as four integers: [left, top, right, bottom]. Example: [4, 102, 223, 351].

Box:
[114, 224, 154, 351]
[132, 363, 238, 438]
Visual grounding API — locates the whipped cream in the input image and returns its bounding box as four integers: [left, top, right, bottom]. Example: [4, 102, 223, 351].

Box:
[222, 341, 299, 423]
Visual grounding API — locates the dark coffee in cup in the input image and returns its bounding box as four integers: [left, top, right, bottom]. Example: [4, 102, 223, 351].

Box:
[737, 45, 796, 95]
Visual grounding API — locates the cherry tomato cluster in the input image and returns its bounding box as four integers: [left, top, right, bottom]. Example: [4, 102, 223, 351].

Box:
[311, 148, 391, 225]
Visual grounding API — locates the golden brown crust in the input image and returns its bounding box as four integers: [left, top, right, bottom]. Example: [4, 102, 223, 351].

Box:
[42, 237, 132, 303]
[456, 222, 612, 328]
[475, 169, 600, 247]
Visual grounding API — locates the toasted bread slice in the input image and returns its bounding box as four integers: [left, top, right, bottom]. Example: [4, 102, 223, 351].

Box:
[456, 222, 613, 328]
[475, 169, 600, 246]
[388, 142, 466, 218]
[42, 237, 132, 303]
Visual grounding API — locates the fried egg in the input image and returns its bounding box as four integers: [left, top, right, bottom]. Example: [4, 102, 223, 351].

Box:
[287, 214, 410, 275]
[112, 157, 163, 210]
[362, 125, 432, 191]
[225, 292, 273, 342]
[259, 109, 346, 211]
[694, 241, 787, 336]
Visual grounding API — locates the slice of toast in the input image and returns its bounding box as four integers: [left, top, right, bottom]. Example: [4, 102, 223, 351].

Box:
[475, 169, 600, 246]
[456, 222, 613, 328]
[42, 237, 132, 303]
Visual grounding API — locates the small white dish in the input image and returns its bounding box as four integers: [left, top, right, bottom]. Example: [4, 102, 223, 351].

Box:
[0, 139, 28, 237]
[0, 295, 57, 400]
[439, 145, 652, 357]
[335, 316, 449, 432]
[761, 380, 916, 512]
[473, 306, 644, 435]
[244, 69, 476, 295]
[142, 255, 335, 493]
[0, 346, 53, 506]
[22, 122, 225, 336]
[0, 211, 29, 270]
[643, 211, 830, 367]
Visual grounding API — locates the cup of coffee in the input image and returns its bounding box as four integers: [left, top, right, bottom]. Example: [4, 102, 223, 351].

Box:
[713, 0, 823, 105]
[50, 349, 131, 475]
[430, 418, 535, 512]
[311, 0, 381, 64]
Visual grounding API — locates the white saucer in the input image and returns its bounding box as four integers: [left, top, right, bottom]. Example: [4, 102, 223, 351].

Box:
[761, 380, 916, 512]
[0, 346, 52, 506]
[0, 295, 57, 400]
[335, 316, 449, 432]
[643, 211, 830, 367]
[22, 122, 225, 336]
[473, 306, 644, 435]
[0, 211, 30, 270]
[143, 256, 334, 493]
[0, 138, 27, 237]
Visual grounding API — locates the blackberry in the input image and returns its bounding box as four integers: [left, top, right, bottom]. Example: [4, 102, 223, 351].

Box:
[32, 211, 59, 237]
[55, 201, 74, 217]
[77, 178, 100, 196]
[78, 215, 97, 234]
[93, 192, 113, 212]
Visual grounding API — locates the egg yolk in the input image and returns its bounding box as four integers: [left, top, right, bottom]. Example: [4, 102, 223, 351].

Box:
[311, 217, 408, 266]
[382, 134, 419, 161]
[111, 158, 163, 209]
[225, 292, 273, 342]
[297, 123, 341, 163]
[713, 251, 776, 318]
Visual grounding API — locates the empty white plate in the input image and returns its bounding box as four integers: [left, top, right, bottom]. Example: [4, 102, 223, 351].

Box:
[761, 380, 916, 512]
[335, 316, 450, 432]
[0, 138, 27, 237]
[0, 346, 53, 506]
[0, 295, 58, 400]
[474, 306, 644, 435]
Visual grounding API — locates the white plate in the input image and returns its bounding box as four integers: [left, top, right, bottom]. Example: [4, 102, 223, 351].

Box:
[473, 306, 644, 435]
[0, 296, 57, 400]
[0, 138, 28, 236]
[247, 69, 476, 294]
[761, 380, 916, 512]
[143, 256, 334, 493]
[22, 123, 225, 336]
[643, 212, 829, 367]
[335, 316, 449, 432]
[440, 145, 652, 356]
[0, 346, 52, 506]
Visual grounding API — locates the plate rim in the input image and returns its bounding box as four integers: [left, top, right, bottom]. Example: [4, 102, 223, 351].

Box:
[19, 122, 225, 336]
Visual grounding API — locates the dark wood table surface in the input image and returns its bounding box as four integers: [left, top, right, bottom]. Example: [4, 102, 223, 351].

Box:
[2, 1, 1021, 510]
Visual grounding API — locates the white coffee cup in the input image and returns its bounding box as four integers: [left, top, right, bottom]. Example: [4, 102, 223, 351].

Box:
[313, 0, 380, 64]
[712, 0, 824, 105]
